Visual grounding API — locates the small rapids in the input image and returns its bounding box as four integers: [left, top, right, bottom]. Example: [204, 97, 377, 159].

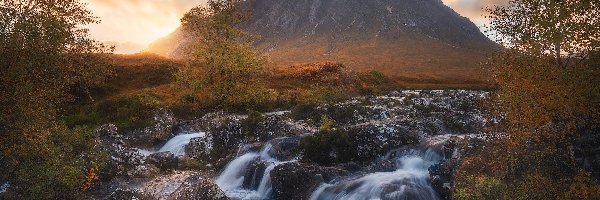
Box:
[310, 149, 442, 200]
[139, 132, 205, 157]
[216, 144, 293, 200]
[0, 182, 9, 194]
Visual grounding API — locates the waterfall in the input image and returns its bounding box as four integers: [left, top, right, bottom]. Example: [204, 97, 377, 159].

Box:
[216, 144, 294, 200]
[310, 149, 442, 200]
[216, 152, 261, 191]
[138, 132, 205, 157]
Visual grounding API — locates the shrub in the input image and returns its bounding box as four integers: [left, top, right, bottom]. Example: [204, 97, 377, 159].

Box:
[290, 103, 321, 122]
[564, 171, 600, 200]
[2, 125, 106, 199]
[357, 70, 389, 95]
[242, 110, 266, 140]
[454, 175, 509, 200]
[299, 84, 351, 105]
[99, 93, 162, 130]
[299, 115, 356, 165]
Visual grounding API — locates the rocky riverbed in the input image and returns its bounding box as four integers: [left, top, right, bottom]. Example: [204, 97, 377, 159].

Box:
[79, 90, 492, 200]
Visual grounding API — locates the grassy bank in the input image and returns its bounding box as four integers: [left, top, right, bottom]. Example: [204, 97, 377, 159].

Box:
[63, 53, 494, 131]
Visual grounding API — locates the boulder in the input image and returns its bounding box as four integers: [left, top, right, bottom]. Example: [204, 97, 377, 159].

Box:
[252, 115, 314, 141]
[96, 124, 147, 177]
[573, 128, 600, 180]
[237, 143, 263, 156]
[168, 175, 228, 200]
[270, 162, 349, 200]
[429, 162, 454, 200]
[125, 109, 178, 148]
[98, 123, 121, 141]
[185, 113, 245, 164]
[345, 123, 419, 161]
[242, 159, 270, 190]
[146, 152, 179, 171]
[267, 136, 303, 161]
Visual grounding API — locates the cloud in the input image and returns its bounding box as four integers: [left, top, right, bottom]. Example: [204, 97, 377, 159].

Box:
[442, 0, 510, 19]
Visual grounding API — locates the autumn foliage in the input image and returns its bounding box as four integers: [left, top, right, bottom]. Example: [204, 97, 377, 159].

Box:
[454, 0, 600, 199]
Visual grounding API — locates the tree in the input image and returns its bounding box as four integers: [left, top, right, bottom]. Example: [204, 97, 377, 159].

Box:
[455, 0, 600, 199]
[486, 0, 599, 65]
[178, 0, 269, 109]
[0, 0, 111, 198]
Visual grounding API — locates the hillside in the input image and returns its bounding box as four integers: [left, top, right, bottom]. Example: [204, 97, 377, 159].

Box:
[146, 0, 498, 84]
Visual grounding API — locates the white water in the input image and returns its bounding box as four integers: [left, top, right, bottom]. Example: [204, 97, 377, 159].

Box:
[310, 149, 442, 200]
[139, 132, 205, 157]
[216, 144, 293, 200]
[0, 182, 8, 194]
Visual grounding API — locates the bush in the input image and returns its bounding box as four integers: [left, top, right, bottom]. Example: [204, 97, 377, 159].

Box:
[454, 175, 509, 200]
[300, 84, 351, 105]
[299, 115, 356, 165]
[242, 110, 266, 140]
[98, 93, 162, 130]
[2, 125, 106, 199]
[564, 171, 600, 200]
[357, 70, 389, 95]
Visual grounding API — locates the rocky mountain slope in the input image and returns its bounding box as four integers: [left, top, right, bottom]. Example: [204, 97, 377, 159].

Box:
[146, 0, 498, 82]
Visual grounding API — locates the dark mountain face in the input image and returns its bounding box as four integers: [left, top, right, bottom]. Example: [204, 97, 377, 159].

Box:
[146, 0, 497, 81]
[245, 0, 489, 47]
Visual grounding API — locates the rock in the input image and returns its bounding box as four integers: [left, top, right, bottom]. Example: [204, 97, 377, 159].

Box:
[271, 162, 349, 200]
[146, 152, 179, 171]
[98, 124, 121, 140]
[237, 143, 263, 156]
[168, 174, 228, 200]
[125, 109, 178, 148]
[428, 135, 482, 200]
[0, 151, 7, 187]
[368, 159, 397, 172]
[573, 128, 600, 180]
[185, 113, 245, 164]
[242, 159, 270, 190]
[106, 189, 153, 200]
[335, 162, 363, 173]
[129, 164, 161, 178]
[184, 112, 310, 166]
[96, 124, 147, 177]
[267, 136, 303, 161]
[345, 123, 419, 161]
[429, 162, 454, 200]
[252, 115, 314, 141]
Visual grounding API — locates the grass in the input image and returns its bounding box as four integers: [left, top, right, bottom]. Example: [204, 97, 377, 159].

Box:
[64, 53, 495, 131]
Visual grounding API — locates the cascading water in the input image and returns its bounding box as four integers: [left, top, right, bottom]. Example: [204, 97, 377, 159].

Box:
[139, 132, 205, 157]
[310, 149, 442, 200]
[0, 182, 8, 194]
[216, 144, 293, 200]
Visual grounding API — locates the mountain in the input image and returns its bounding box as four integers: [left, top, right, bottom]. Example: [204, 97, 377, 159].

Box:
[145, 0, 498, 83]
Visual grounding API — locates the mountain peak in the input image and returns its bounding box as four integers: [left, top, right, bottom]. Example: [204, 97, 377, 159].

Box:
[146, 0, 497, 81]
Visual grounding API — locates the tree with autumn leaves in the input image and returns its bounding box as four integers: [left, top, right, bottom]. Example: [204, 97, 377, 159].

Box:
[0, 0, 111, 198]
[455, 0, 600, 199]
[177, 0, 273, 110]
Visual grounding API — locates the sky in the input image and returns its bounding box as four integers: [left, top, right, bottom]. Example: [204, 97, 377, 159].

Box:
[84, 0, 507, 54]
